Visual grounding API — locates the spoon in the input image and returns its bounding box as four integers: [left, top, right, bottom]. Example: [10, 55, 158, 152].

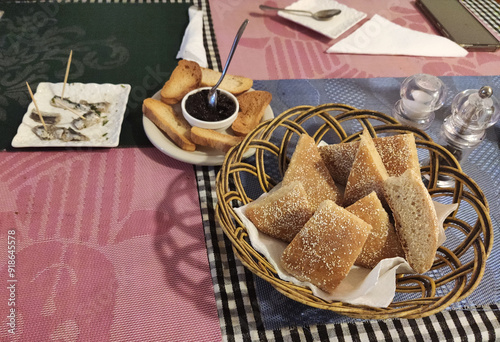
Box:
[259, 5, 341, 21]
[207, 19, 249, 110]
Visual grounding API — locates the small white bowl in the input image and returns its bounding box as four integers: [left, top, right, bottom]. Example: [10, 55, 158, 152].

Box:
[181, 87, 239, 130]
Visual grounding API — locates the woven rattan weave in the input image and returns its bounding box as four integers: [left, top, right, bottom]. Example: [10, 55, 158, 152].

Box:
[215, 104, 493, 319]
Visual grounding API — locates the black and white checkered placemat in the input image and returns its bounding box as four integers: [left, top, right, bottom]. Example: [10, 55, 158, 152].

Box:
[196, 164, 500, 341]
[197, 10, 500, 336]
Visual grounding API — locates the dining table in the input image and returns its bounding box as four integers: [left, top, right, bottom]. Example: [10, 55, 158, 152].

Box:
[0, 0, 499, 341]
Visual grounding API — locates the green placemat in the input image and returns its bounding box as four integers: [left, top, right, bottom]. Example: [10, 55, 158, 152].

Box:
[0, 2, 191, 150]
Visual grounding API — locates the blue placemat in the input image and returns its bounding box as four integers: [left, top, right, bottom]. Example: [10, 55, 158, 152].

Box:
[252, 76, 500, 330]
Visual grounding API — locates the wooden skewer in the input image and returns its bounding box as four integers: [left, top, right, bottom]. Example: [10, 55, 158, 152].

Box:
[54, 99, 86, 120]
[61, 50, 73, 99]
[26, 82, 47, 131]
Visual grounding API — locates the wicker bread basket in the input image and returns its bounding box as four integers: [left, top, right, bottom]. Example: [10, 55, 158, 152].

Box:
[215, 104, 493, 319]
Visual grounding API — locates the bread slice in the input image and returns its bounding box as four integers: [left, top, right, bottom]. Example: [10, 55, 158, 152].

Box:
[343, 129, 389, 207]
[282, 134, 341, 210]
[383, 169, 440, 273]
[319, 133, 420, 186]
[319, 141, 358, 185]
[200, 67, 253, 95]
[346, 192, 404, 269]
[375, 133, 420, 178]
[281, 200, 372, 293]
[245, 181, 314, 242]
[161, 60, 202, 105]
[190, 126, 244, 152]
[143, 98, 196, 151]
[231, 91, 272, 137]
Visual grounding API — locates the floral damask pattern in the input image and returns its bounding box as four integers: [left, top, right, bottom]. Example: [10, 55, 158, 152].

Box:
[0, 5, 129, 121]
[211, 0, 500, 81]
[0, 148, 221, 341]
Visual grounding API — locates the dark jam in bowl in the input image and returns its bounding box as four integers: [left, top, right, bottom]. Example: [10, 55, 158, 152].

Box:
[185, 89, 236, 122]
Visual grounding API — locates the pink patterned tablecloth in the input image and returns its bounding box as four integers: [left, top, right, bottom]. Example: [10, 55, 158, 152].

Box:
[0, 148, 221, 341]
[210, 0, 500, 80]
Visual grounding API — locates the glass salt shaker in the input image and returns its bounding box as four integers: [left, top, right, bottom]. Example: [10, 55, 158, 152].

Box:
[393, 74, 447, 130]
[440, 86, 499, 164]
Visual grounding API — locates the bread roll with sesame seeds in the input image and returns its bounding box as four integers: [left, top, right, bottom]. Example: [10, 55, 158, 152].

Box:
[281, 200, 372, 293]
[346, 192, 405, 269]
[319, 140, 359, 186]
[383, 169, 440, 274]
[319, 133, 420, 186]
[282, 134, 341, 210]
[343, 129, 389, 207]
[376, 133, 420, 178]
[245, 181, 314, 243]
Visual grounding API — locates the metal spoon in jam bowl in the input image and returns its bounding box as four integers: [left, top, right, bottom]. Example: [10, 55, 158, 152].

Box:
[259, 5, 341, 21]
[207, 19, 249, 110]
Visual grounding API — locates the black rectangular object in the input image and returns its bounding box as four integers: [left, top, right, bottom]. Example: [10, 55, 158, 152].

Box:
[416, 0, 500, 51]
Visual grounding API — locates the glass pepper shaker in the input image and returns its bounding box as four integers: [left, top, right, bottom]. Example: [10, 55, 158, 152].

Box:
[440, 86, 499, 164]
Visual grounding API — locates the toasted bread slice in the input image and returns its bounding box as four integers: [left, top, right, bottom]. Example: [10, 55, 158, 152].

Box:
[343, 129, 389, 207]
[281, 200, 372, 293]
[319, 133, 420, 186]
[346, 192, 404, 268]
[245, 181, 314, 243]
[231, 90, 272, 137]
[143, 98, 196, 151]
[190, 126, 244, 152]
[383, 169, 440, 273]
[200, 67, 253, 95]
[282, 134, 340, 210]
[161, 60, 202, 105]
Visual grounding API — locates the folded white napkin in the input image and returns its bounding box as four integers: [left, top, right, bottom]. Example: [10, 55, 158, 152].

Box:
[278, 0, 366, 40]
[234, 192, 458, 307]
[327, 14, 468, 57]
[176, 6, 208, 68]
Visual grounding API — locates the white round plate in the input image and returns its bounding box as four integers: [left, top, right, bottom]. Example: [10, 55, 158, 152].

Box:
[143, 90, 274, 166]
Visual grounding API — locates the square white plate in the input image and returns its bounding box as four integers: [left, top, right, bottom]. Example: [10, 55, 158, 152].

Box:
[12, 82, 131, 148]
[278, 0, 366, 40]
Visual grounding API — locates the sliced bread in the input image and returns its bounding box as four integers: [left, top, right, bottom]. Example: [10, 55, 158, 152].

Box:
[346, 192, 405, 268]
[383, 169, 440, 273]
[318, 140, 358, 185]
[319, 133, 420, 186]
[143, 98, 196, 151]
[282, 134, 341, 210]
[245, 181, 314, 242]
[190, 126, 244, 152]
[281, 199, 372, 293]
[375, 133, 420, 178]
[161, 59, 202, 105]
[343, 129, 389, 207]
[231, 90, 272, 136]
[200, 67, 253, 95]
